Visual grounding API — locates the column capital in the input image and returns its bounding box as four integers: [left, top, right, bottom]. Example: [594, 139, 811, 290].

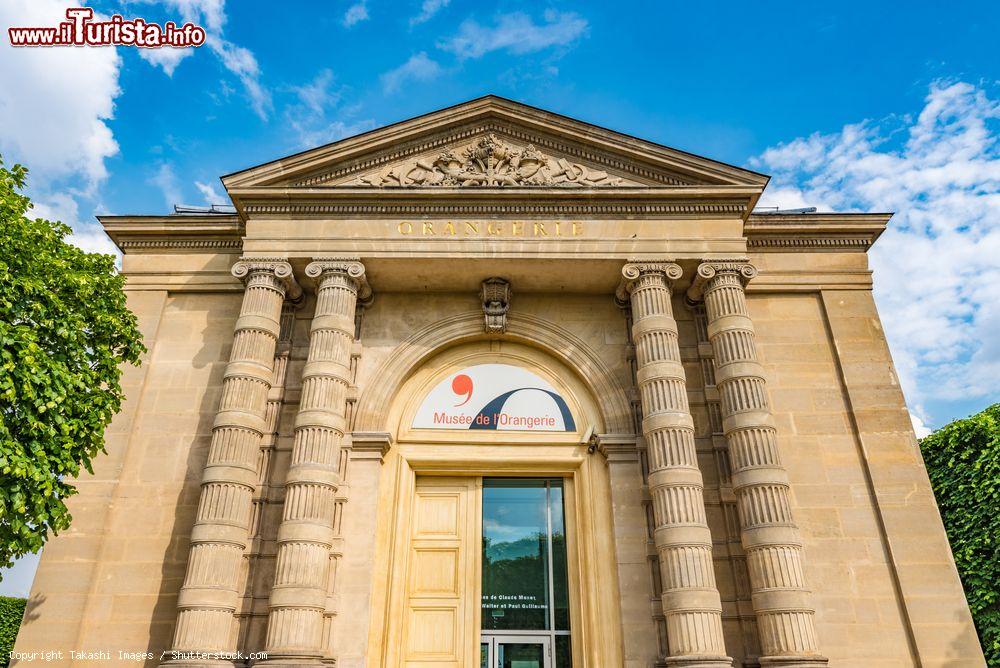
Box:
[306, 257, 373, 306]
[232, 256, 302, 301]
[686, 259, 758, 302]
[615, 260, 682, 305]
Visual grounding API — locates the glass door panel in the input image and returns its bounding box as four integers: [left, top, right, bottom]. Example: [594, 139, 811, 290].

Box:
[549, 483, 569, 631]
[482, 479, 550, 630]
[481, 478, 571, 667]
[481, 635, 551, 668]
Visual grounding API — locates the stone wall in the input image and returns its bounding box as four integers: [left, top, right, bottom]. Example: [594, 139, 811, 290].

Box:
[12, 271, 984, 667]
[18, 284, 976, 666]
[13, 291, 240, 665]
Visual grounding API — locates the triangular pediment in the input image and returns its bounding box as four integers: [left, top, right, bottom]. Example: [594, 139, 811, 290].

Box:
[222, 96, 769, 191]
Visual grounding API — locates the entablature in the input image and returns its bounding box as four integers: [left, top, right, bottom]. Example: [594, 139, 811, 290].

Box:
[99, 210, 889, 295]
[100, 214, 243, 254]
[745, 212, 890, 252]
[226, 185, 759, 220]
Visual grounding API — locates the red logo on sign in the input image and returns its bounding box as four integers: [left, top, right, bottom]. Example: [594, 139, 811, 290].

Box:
[452, 374, 473, 406]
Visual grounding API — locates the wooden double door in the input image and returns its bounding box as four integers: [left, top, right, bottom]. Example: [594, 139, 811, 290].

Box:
[401, 476, 572, 668]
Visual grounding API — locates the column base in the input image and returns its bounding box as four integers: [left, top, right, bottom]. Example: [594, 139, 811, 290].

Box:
[759, 656, 829, 668]
[665, 655, 734, 668]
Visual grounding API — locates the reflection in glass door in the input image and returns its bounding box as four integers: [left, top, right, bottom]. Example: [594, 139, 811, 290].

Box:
[481, 478, 571, 668]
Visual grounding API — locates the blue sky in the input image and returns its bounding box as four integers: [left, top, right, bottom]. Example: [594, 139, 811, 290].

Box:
[0, 0, 998, 595]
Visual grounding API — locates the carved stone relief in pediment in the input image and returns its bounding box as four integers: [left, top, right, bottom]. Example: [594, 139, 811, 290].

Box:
[340, 133, 640, 188]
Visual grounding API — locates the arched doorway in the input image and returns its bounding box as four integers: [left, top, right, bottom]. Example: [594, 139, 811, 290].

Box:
[366, 340, 626, 668]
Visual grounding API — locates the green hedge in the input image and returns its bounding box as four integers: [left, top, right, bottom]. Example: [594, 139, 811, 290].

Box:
[0, 596, 25, 666]
[920, 403, 1000, 665]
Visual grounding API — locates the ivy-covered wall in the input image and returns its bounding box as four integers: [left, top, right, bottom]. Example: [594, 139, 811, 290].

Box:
[920, 403, 1000, 666]
[0, 596, 25, 666]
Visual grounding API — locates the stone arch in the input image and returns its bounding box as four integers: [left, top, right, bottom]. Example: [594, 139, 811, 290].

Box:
[353, 310, 633, 435]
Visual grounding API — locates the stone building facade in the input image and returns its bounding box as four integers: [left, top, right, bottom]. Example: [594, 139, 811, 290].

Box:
[13, 97, 985, 667]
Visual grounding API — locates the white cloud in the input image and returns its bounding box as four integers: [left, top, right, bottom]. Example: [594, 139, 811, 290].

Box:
[910, 413, 933, 439]
[411, 0, 449, 26]
[28, 191, 79, 227]
[0, 0, 123, 259]
[144, 0, 227, 31]
[26, 190, 120, 256]
[754, 186, 821, 212]
[294, 118, 377, 149]
[150, 163, 182, 209]
[342, 1, 369, 27]
[15, 182, 117, 268]
[292, 68, 340, 115]
[130, 0, 271, 118]
[136, 45, 192, 77]
[208, 36, 270, 119]
[380, 52, 442, 93]
[26, 192, 120, 257]
[69, 226, 122, 256]
[194, 180, 224, 204]
[0, 1, 121, 191]
[439, 10, 588, 60]
[283, 69, 376, 149]
[753, 81, 1000, 427]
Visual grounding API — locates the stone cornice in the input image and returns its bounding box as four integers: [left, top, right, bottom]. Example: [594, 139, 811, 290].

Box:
[748, 237, 874, 250]
[745, 212, 890, 252]
[98, 208, 891, 259]
[99, 214, 244, 255]
[116, 238, 243, 251]
[242, 200, 748, 217]
[228, 185, 759, 220]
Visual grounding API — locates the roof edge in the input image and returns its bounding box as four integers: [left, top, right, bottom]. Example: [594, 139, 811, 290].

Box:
[221, 95, 770, 190]
[746, 211, 892, 253]
[99, 214, 244, 255]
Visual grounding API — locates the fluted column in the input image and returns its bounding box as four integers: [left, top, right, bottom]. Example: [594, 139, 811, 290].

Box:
[687, 261, 827, 668]
[617, 262, 732, 668]
[165, 258, 301, 667]
[261, 259, 370, 664]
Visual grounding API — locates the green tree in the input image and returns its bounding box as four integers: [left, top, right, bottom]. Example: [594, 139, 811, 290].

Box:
[920, 403, 1000, 665]
[0, 156, 144, 574]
